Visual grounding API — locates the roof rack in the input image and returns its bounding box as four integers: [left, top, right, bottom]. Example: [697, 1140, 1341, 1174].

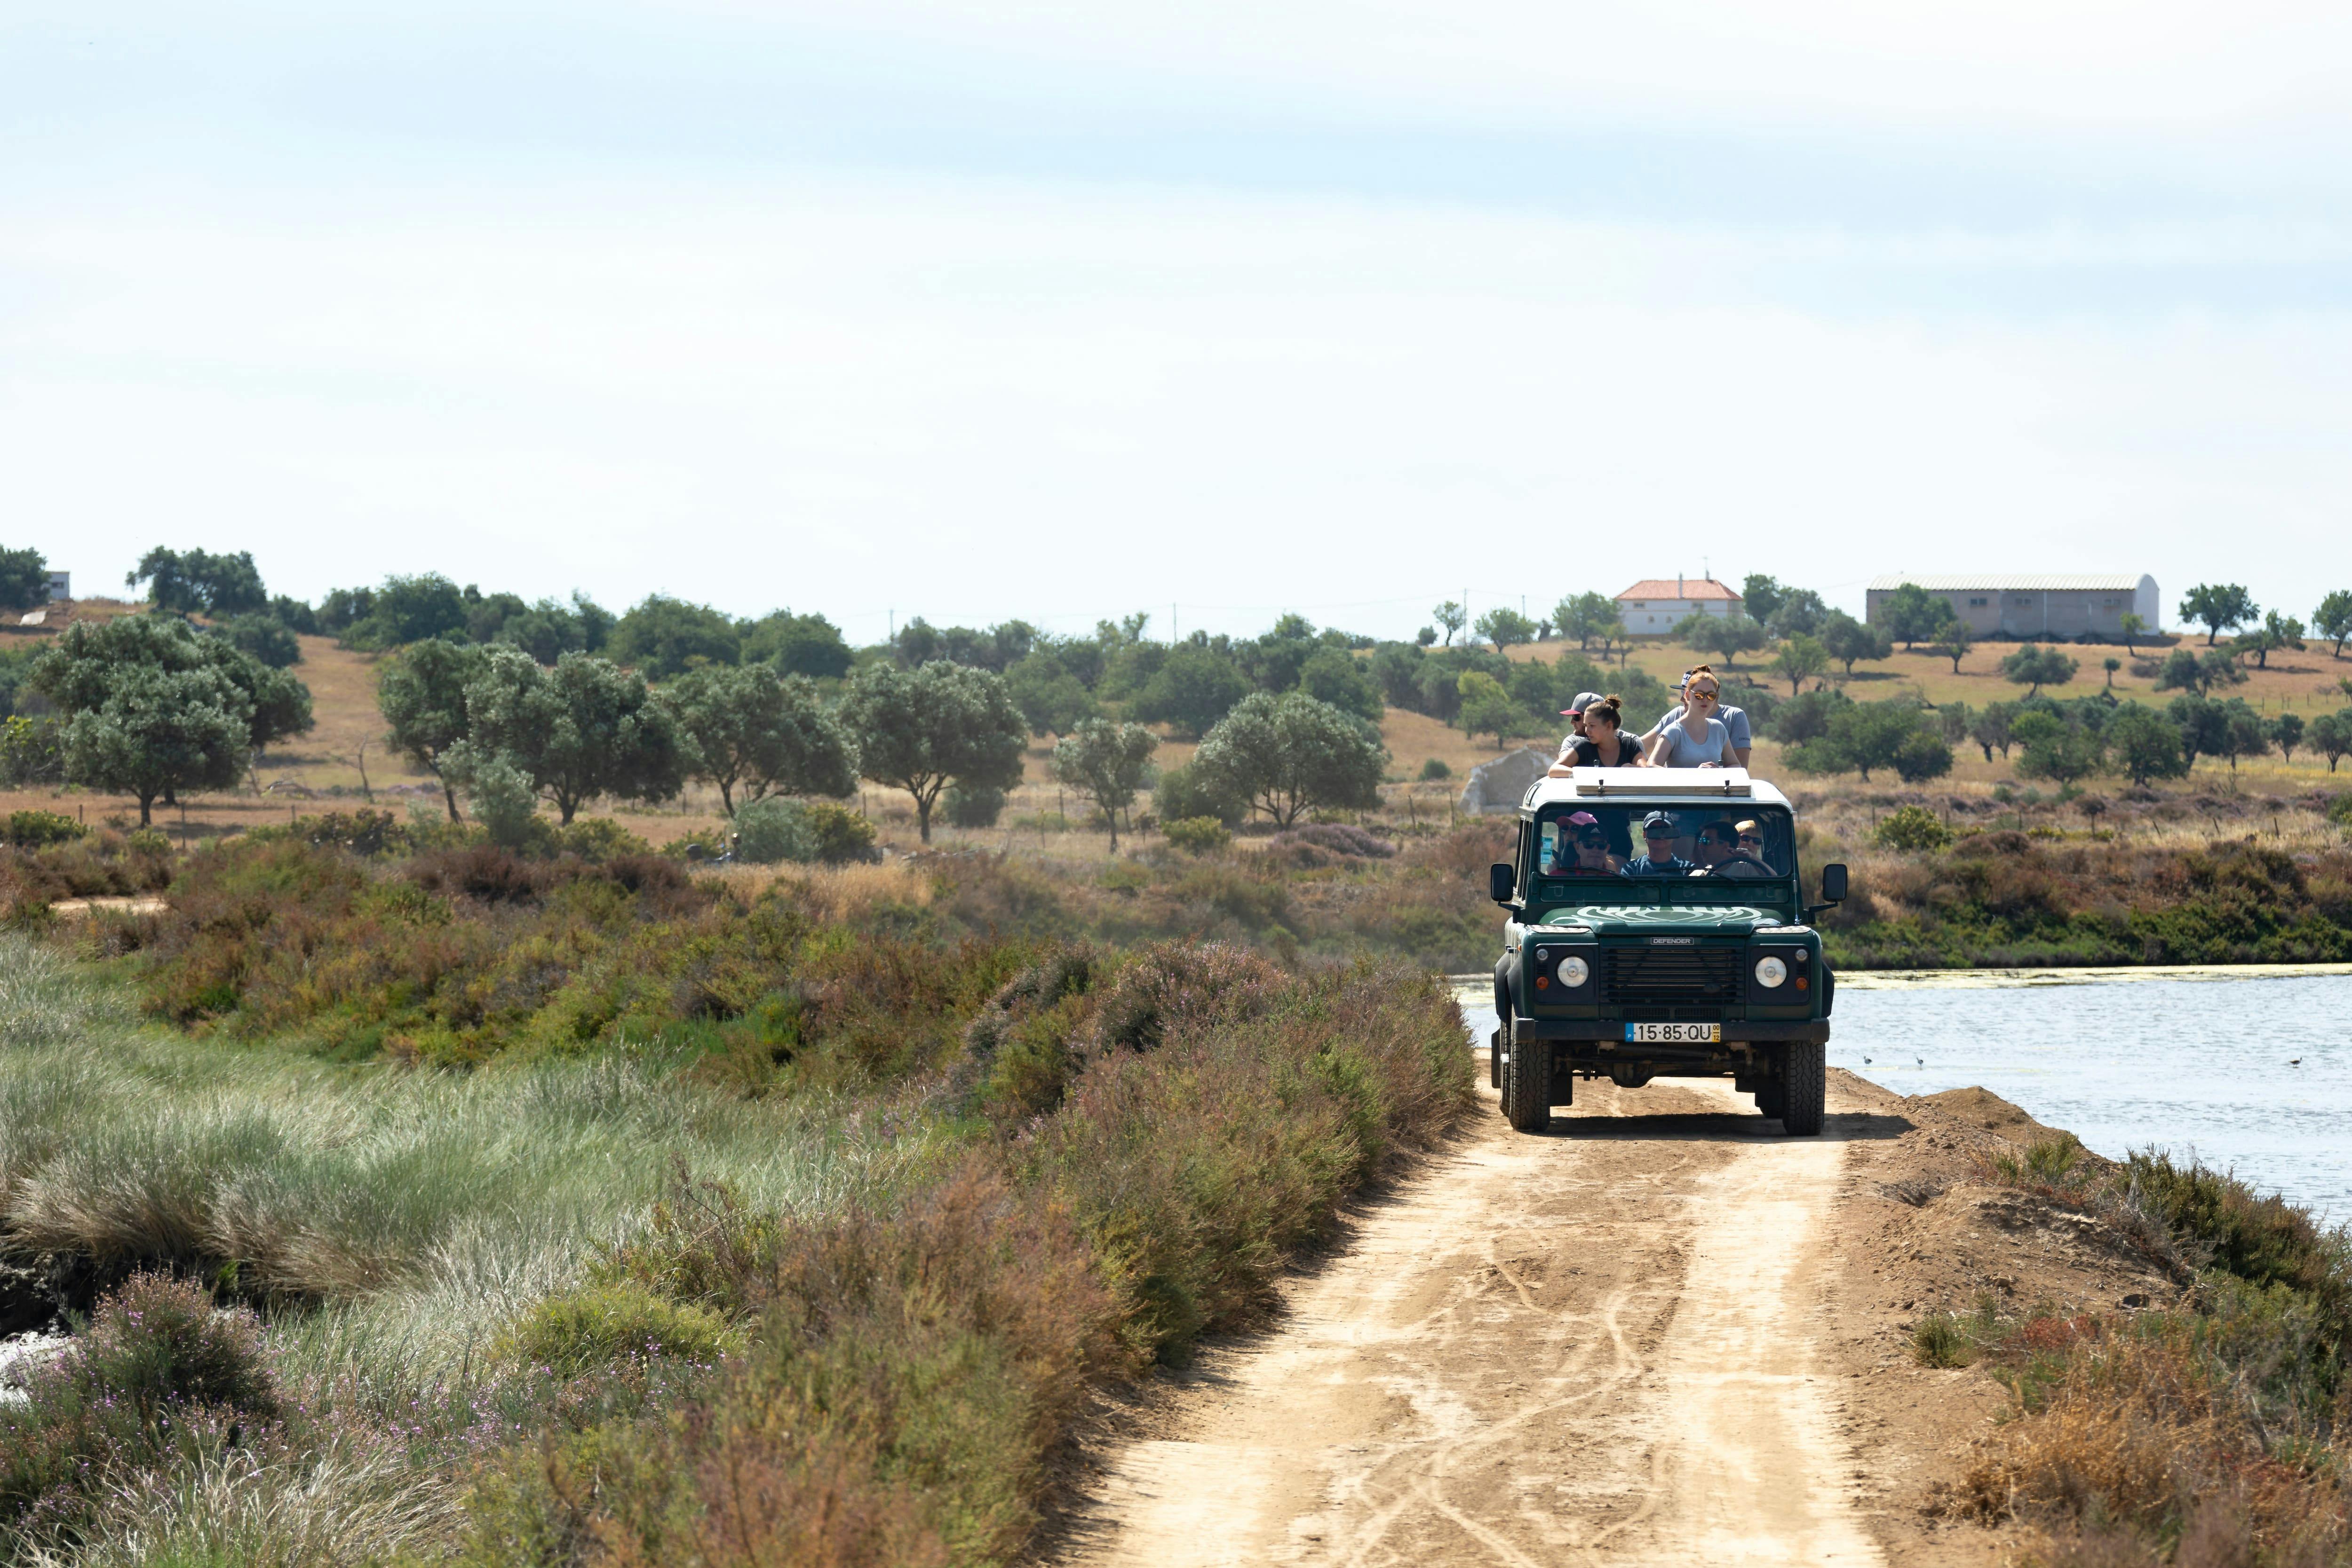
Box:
[1567, 766, 1753, 798]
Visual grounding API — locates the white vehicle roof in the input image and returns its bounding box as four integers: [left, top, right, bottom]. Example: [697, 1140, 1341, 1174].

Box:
[1519, 767, 1793, 815]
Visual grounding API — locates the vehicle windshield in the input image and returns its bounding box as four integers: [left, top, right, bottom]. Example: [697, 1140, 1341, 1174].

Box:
[1527, 802, 1795, 890]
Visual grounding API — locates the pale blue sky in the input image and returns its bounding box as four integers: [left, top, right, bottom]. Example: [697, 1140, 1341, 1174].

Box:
[5, 1, 2348, 643]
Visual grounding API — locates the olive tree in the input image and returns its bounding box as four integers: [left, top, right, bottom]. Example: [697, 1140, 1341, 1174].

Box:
[2309, 709, 2352, 773]
[1819, 612, 1891, 675]
[0, 547, 50, 612]
[1769, 634, 1830, 695]
[2104, 703, 2188, 785]
[1051, 719, 1159, 849]
[669, 663, 857, 815]
[2316, 591, 2352, 659]
[58, 666, 252, 825]
[840, 660, 1026, 843]
[2000, 644, 2078, 697]
[2179, 583, 2257, 646]
[34, 614, 312, 810]
[1192, 691, 1386, 828]
[378, 638, 487, 820]
[460, 648, 686, 824]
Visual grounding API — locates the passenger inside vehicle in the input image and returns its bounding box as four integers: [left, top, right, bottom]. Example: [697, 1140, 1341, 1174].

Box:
[1622, 811, 1696, 877]
[1542, 810, 1620, 874]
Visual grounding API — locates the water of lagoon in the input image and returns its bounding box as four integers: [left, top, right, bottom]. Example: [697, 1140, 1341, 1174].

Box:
[1459, 969, 2352, 1220]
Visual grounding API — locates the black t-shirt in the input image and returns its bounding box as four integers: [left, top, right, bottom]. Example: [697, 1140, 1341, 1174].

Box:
[1565, 733, 1643, 767]
[1621, 854, 1695, 878]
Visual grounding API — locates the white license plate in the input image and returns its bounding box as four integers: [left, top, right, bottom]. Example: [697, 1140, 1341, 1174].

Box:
[1624, 1022, 1721, 1044]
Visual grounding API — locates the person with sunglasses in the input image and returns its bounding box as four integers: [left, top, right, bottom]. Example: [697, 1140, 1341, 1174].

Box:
[1544, 809, 1621, 875]
[1639, 666, 1752, 767]
[1644, 665, 1739, 768]
[1547, 694, 1647, 776]
[1622, 810, 1695, 877]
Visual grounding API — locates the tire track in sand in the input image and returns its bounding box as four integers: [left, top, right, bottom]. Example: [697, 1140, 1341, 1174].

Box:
[1058, 1071, 1883, 1567]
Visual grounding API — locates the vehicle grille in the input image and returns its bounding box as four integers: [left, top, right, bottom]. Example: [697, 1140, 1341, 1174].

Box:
[1603, 946, 1740, 1006]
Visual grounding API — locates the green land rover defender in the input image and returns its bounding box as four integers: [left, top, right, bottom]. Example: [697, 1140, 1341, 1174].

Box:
[1486, 767, 1849, 1135]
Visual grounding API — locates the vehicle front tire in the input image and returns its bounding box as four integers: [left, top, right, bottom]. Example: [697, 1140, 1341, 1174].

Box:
[1780, 1041, 1825, 1136]
[1505, 1035, 1551, 1133]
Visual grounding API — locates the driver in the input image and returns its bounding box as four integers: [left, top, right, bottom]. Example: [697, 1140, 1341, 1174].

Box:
[1622, 811, 1695, 877]
[1692, 820, 1739, 868]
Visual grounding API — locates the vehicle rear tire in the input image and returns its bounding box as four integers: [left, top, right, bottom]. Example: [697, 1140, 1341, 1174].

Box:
[1753, 1080, 1785, 1120]
[1780, 1041, 1825, 1136]
[1505, 1035, 1551, 1132]
[1489, 1028, 1503, 1090]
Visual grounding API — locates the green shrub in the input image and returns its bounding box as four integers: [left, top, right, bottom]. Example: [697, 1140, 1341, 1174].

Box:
[1872, 805, 1952, 853]
[803, 801, 878, 863]
[734, 797, 816, 864]
[551, 816, 653, 862]
[499, 1283, 736, 1377]
[1162, 816, 1232, 855]
[1152, 760, 1245, 827]
[944, 784, 1006, 829]
[125, 828, 171, 858]
[1911, 1312, 1975, 1368]
[5, 809, 84, 848]
[463, 753, 540, 851]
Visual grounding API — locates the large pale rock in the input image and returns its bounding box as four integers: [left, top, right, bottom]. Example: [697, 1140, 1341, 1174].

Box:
[1458, 746, 1553, 816]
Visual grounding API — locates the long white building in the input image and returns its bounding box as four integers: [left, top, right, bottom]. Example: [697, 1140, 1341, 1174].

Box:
[1613, 575, 1743, 636]
[1866, 574, 2160, 639]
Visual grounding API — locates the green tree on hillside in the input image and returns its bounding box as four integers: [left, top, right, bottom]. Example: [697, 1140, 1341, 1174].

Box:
[1740, 575, 1786, 626]
[2309, 709, 2352, 772]
[1296, 647, 1384, 723]
[1130, 645, 1251, 739]
[1927, 620, 1974, 675]
[0, 547, 50, 612]
[1455, 671, 1534, 748]
[1877, 583, 1949, 650]
[344, 574, 470, 649]
[1052, 719, 1160, 849]
[2315, 592, 2352, 659]
[2102, 656, 2121, 688]
[213, 614, 301, 669]
[2270, 711, 2305, 765]
[1786, 700, 1949, 783]
[2117, 612, 2146, 654]
[1004, 651, 1099, 736]
[606, 595, 740, 679]
[2104, 703, 2188, 785]
[1431, 601, 1468, 647]
[1474, 607, 1536, 650]
[126, 547, 269, 616]
[34, 615, 311, 821]
[2010, 711, 2104, 786]
[2236, 610, 2305, 670]
[1764, 587, 1830, 639]
[1969, 701, 2020, 761]
[739, 610, 854, 679]
[460, 649, 687, 824]
[1192, 691, 1385, 828]
[379, 639, 487, 821]
[1819, 612, 1891, 676]
[57, 667, 252, 826]
[670, 664, 857, 816]
[2179, 583, 2257, 645]
[1676, 610, 1767, 670]
[1769, 635, 1830, 696]
[2000, 644, 2078, 697]
[840, 660, 1026, 843]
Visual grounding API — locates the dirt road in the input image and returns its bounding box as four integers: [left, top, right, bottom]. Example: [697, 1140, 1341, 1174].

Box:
[1061, 1069, 1899, 1567]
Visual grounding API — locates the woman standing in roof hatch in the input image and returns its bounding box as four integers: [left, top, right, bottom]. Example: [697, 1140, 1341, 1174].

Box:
[1548, 695, 1646, 776]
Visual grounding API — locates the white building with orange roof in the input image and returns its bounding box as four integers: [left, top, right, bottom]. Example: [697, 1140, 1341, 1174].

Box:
[1613, 574, 1742, 636]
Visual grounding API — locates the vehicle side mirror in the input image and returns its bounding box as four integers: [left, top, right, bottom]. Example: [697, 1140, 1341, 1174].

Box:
[1820, 863, 1849, 903]
[1488, 862, 1516, 905]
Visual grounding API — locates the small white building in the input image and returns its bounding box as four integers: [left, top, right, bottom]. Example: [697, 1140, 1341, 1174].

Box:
[46, 572, 69, 602]
[1614, 575, 1742, 636]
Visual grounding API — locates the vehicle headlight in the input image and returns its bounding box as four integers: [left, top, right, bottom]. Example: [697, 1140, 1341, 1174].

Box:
[1754, 955, 1788, 989]
[1557, 955, 1589, 988]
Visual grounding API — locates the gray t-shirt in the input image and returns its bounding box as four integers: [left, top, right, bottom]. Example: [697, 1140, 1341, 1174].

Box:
[1654, 715, 1732, 768]
[1654, 704, 1750, 751]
